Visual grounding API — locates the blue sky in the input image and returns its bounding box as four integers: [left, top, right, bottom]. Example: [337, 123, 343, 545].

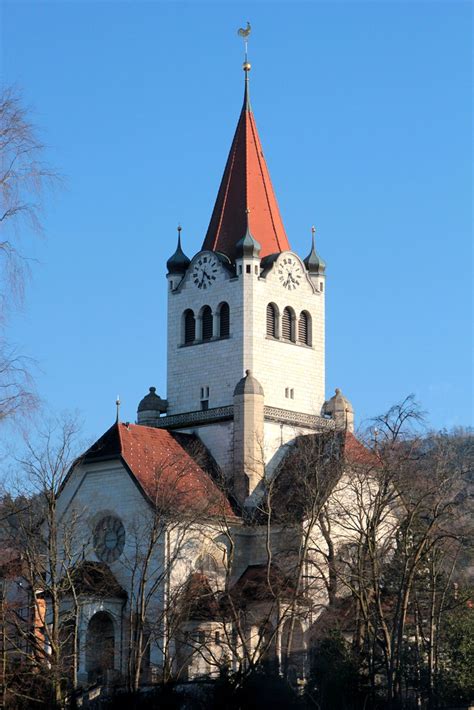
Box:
[1, 1, 472, 443]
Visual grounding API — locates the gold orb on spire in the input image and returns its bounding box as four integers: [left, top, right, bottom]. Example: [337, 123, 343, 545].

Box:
[243, 61, 251, 72]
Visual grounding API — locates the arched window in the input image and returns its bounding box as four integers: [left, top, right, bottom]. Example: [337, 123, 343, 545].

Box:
[201, 306, 213, 341]
[184, 309, 195, 344]
[282, 307, 295, 342]
[266, 303, 277, 338]
[219, 302, 230, 338]
[298, 311, 311, 346]
[194, 553, 220, 577]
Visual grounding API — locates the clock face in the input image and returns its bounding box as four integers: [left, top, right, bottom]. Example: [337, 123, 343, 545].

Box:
[277, 256, 302, 290]
[93, 516, 125, 563]
[192, 255, 219, 290]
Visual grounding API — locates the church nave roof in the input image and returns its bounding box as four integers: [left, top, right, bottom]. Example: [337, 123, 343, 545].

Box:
[81, 422, 236, 518]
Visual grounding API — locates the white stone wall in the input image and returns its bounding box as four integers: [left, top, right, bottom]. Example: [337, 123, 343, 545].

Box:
[57, 461, 167, 670]
[167, 253, 244, 414]
[166, 250, 325, 419]
[250, 252, 325, 416]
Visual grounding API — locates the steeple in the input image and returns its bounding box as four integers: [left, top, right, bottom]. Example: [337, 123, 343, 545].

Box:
[202, 62, 290, 262]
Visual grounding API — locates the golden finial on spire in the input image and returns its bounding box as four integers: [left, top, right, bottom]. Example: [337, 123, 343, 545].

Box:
[238, 22, 252, 72]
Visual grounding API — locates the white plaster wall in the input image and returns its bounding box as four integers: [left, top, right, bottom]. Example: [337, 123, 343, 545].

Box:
[178, 421, 234, 477]
[57, 461, 167, 668]
[263, 420, 318, 476]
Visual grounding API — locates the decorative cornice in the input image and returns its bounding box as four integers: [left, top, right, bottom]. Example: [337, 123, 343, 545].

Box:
[264, 406, 335, 430]
[153, 405, 334, 432]
[153, 406, 234, 430]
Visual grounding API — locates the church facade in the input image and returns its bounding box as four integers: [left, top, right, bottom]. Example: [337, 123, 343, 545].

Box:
[55, 58, 363, 689]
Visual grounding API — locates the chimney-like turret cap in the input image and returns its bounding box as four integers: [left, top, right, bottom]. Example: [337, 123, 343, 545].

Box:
[233, 369, 264, 396]
[137, 387, 168, 414]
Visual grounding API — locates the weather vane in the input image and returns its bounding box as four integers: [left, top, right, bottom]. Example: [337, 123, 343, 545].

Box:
[237, 22, 252, 66]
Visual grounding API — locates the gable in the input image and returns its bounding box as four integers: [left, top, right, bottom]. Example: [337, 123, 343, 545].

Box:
[75, 421, 235, 519]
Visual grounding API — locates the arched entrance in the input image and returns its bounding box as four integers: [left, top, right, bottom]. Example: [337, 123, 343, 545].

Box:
[85, 611, 115, 682]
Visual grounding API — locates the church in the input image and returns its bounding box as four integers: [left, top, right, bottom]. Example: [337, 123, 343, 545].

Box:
[55, 52, 369, 689]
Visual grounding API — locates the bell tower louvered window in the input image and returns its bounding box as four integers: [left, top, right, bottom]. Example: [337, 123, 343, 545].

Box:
[282, 307, 295, 341]
[298, 311, 310, 345]
[266, 303, 277, 338]
[219, 302, 230, 338]
[202, 306, 213, 341]
[184, 310, 195, 344]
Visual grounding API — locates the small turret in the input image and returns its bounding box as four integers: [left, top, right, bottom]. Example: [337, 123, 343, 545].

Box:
[304, 226, 326, 275]
[322, 388, 354, 433]
[137, 387, 168, 427]
[167, 226, 191, 275]
[235, 218, 261, 260]
[233, 370, 265, 503]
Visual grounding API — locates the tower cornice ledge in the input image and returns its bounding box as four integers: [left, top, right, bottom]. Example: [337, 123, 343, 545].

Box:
[151, 406, 335, 431]
[152, 406, 234, 429]
[264, 406, 335, 430]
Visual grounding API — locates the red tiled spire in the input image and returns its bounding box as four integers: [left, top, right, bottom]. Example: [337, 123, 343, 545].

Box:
[202, 68, 290, 262]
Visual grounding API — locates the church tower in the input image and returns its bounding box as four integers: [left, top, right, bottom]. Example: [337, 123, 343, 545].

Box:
[159, 59, 332, 503]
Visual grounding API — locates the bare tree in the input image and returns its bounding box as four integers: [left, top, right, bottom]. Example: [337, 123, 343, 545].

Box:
[321, 398, 473, 709]
[0, 85, 59, 426]
[0, 414, 85, 708]
[116, 436, 234, 692]
[0, 86, 57, 307]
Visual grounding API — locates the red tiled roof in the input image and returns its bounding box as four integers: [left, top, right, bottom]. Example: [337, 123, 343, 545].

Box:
[230, 564, 296, 603]
[202, 79, 290, 262]
[343, 432, 380, 466]
[0, 548, 22, 575]
[82, 422, 235, 518]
